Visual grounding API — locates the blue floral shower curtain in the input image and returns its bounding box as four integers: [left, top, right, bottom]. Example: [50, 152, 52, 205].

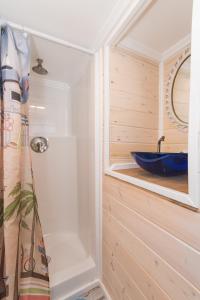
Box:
[0, 25, 50, 299]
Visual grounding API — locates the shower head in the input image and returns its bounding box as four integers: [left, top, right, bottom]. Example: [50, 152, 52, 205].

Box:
[32, 58, 48, 75]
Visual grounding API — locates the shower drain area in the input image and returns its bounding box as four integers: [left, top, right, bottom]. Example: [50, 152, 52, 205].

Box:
[77, 286, 107, 300]
[43, 232, 94, 287]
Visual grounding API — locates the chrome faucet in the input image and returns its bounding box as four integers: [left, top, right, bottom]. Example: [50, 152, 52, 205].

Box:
[157, 136, 165, 153]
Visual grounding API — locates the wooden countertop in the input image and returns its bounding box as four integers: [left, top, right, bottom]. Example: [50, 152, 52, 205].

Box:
[115, 168, 188, 194]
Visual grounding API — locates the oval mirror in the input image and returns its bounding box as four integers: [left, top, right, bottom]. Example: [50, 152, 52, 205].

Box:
[172, 55, 191, 125]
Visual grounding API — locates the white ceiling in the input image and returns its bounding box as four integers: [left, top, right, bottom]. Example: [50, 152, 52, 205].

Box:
[0, 0, 121, 50]
[0, 0, 125, 84]
[122, 0, 193, 55]
[30, 35, 91, 86]
[0, 0, 194, 83]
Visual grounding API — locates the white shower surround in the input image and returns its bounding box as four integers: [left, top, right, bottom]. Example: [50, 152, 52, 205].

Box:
[29, 61, 99, 299]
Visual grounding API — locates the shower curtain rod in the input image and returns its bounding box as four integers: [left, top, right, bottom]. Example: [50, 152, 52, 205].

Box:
[0, 18, 94, 55]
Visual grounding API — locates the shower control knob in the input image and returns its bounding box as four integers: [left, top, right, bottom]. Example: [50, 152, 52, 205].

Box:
[30, 137, 49, 153]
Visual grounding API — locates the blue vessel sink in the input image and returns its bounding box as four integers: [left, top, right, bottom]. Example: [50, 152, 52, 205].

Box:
[131, 152, 188, 177]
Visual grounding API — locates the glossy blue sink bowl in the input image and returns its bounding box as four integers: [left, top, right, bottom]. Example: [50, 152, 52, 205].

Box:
[131, 152, 188, 177]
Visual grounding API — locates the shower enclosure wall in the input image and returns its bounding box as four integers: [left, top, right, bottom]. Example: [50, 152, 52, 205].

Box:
[29, 41, 98, 299]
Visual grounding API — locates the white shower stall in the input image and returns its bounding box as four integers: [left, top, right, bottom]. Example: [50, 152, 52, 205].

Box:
[28, 35, 100, 299]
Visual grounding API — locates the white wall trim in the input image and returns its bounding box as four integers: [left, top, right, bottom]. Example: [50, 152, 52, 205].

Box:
[93, 0, 134, 50]
[104, 46, 111, 170]
[120, 36, 162, 62]
[112, 0, 153, 47]
[99, 281, 112, 300]
[94, 51, 102, 279]
[1, 19, 94, 55]
[102, 1, 199, 208]
[188, 0, 200, 207]
[93, 0, 153, 51]
[118, 34, 191, 63]
[162, 34, 191, 61]
[103, 0, 153, 49]
[106, 168, 194, 207]
[119, 34, 191, 62]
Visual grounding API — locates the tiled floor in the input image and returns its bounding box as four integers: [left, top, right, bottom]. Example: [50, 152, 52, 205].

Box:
[77, 286, 106, 300]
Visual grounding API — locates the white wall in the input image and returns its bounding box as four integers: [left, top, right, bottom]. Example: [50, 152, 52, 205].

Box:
[29, 65, 98, 297]
[71, 59, 96, 258]
[29, 68, 96, 259]
[29, 77, 72, 137]
[29, 78, 78, 235]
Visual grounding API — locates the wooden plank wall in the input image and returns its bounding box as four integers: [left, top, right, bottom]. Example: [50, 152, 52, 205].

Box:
[102, 175, 200, 300]
[162, 47, 189, 152]
[109, 47, 159, 164]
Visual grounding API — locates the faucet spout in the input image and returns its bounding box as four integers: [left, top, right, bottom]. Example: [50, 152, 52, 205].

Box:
[157, 136, 165, 153]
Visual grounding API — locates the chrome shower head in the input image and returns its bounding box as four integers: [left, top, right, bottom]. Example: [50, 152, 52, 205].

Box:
[32, 58, 48, 75]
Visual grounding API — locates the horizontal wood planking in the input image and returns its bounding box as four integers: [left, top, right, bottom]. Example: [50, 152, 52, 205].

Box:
[103, 241, 147, 300]
[103, 256, 134, 300]
[103, 208, 200, 300]
[104, 176, 200, 251]
[103, 176, 200, 300]
[104, 190, 200, 290]
[110, 90, 158, 113]
[162, 143, 188, 153]
[110, 47, 159, 80]
[111, 125, 158, 143]
[103, 214, 171, 300]
[109, 47, 159, 164]
[110, 107, 158, 129]
[110, 142, 156, 163]
[162, 128, 188, 143]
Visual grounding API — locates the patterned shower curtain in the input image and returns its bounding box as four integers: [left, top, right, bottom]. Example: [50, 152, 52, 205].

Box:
[0, 25, 50, 299]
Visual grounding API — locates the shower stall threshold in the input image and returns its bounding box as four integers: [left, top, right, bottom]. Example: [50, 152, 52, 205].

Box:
[51, 257, 96, 300]
[44, 232, 97, 299]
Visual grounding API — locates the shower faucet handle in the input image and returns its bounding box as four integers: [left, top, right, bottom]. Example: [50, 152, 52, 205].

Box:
[30, 137, 49, 153]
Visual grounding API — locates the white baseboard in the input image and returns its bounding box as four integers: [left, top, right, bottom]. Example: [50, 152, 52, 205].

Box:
[99, 281, 112, 300]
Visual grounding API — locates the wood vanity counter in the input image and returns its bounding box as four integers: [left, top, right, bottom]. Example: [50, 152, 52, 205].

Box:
[116, 168, 188, 194]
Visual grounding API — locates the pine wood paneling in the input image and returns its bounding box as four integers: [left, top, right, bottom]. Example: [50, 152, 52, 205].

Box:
[110, 108, 158, 129]
[116, 168, 188, 193]
[103, 214, 171, 300]
[103, 241, 147, 300]
[102, 175, 200, 300]
[110, 125, 158, 144]
[110, 142, 156, 163]
[109, 48, 159, 164]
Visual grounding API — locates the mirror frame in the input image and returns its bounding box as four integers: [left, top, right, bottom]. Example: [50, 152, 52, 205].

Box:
[165, 46, 190, 131]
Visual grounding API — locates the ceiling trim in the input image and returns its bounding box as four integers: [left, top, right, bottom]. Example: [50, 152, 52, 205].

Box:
[1, 18, 94, 55]
[118, 33, 191, 63]
[162, 34, 191, 61]
[93, 0, 153, 50]
[1, 0, 153, 54]
[119, 36, 162, 62]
